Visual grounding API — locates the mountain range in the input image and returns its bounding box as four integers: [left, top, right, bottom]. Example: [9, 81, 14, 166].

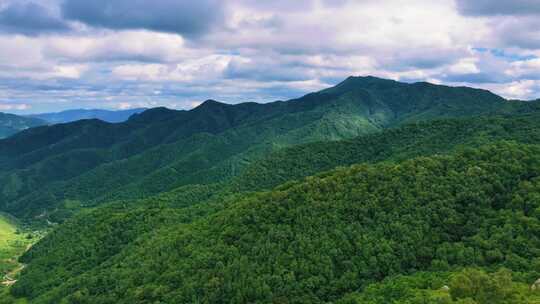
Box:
[1, 76, 539, 304]
[27, 108, 147, 124]
[0, 76, 532, 220]
[0, 113, 45, 139]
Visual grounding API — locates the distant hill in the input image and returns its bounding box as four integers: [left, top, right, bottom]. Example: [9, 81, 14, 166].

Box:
[0, 113, 45, 139]
[28, 108, 147, 124]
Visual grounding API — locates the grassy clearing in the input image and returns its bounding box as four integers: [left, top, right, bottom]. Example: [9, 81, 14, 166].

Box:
[0, 213, 34, 303]
[0, 213, 36, 285]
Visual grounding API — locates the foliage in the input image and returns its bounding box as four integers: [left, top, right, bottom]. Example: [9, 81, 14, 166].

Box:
[449, 268, 523, 304]
[337, 269, 539, 304]
[0, 213, 36, 303]
[9, 142, 540, 303]
[2, 77, 540, 303]
[233, 113, 540, 192]
[0, 76, 530, 221]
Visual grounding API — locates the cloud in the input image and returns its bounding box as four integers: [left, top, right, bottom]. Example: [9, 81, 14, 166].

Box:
[0, 0, 540, 113]
[508, 58, 540, 80]
[454, 1, 540, 51]
[223, 57, 312, 82]
[61, 0, 225, 38]
[489, 17, 540, 50]
[111, 54, 230, 82]
[455, 0, 540, 16]
[0, 102, 30, 111]
[0, 2, 70, 36]
[484, 80, 540, 100]
[42, 31, 194, 63]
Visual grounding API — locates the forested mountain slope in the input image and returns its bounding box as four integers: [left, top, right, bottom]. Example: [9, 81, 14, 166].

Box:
[9, 142, 540, 303]
[0, 76, 523, 221]
[10, 110, 540, 297]
[233, 112, 540, 191]
[0, 113, 45, 139]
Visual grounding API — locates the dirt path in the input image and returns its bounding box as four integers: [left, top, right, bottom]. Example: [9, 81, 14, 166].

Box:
[1, 264, 25, 286]
[1, 243, 32, 286]
[1, 264, 26, 286]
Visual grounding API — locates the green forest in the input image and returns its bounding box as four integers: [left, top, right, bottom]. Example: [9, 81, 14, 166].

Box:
[0, 77, 539, 303]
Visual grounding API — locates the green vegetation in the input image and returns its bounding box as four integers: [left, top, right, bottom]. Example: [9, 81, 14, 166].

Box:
[0, 76, 531, 222]
[0, 214, 26, 276]
[233, 113, 540, 191]
[338, 269, 540, 303]
[7, 142, 540, 303]
[0, 213, 35, 297]
[0, 77, 540, 303]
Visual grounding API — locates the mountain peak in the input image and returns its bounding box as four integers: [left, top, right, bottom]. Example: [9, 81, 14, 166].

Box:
[193, 99, 229, 111]
[201, 99, 226, 106]
[322, 76, 402, 95]
[340, 75, 400, 86]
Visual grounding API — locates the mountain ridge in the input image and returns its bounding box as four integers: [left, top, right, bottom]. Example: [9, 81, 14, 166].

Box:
[0, 76, 535, 220]
[28, 108, 147, 124]
[2, 76, 540, 303]
[0, 113, 46, 139]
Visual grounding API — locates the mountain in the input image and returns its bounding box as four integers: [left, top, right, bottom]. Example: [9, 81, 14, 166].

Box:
[232, 112, 540, 192]
[9, 142, 540, 303]
[28, 108, 147, 124]
[2, 76, 540, 303]
[0, 76, 526, 221]
[0, 113, 45, 139]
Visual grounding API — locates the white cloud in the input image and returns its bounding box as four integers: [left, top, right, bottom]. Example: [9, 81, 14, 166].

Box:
[43, 30, 195, 62]
[449, 58, 480, 74]
[486, 80, 540, 100]
[112, 55, 231, 82]
[0, 102, 30, 110]
[0, 0, 540, 112]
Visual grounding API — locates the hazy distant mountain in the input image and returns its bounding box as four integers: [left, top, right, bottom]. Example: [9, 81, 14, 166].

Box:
[28, 108, 147, 124]
[0, 112, 45, 139]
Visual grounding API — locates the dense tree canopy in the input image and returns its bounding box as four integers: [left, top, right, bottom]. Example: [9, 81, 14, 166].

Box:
[1, 78, 540, 303]
[0, 77, 533, 221]
[7, 142, 540, 303]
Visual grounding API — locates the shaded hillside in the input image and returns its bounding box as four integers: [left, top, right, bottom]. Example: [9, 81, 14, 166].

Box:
[233, 112, 540, 191]
[0, 113, 45, 139]
[10, 142, 540, 303]
[28, 108, 147, 124]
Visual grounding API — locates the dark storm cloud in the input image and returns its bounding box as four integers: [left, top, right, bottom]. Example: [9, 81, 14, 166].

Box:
[456, 0, 540, 16]
[61, 0, 225, 37]
[0, 2, 70, 35]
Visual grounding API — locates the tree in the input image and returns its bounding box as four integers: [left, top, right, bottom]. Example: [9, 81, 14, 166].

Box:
[450, 268, 523, 304]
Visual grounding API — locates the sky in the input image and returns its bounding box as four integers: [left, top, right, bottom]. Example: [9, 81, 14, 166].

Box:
[0, 0, 539, 114]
